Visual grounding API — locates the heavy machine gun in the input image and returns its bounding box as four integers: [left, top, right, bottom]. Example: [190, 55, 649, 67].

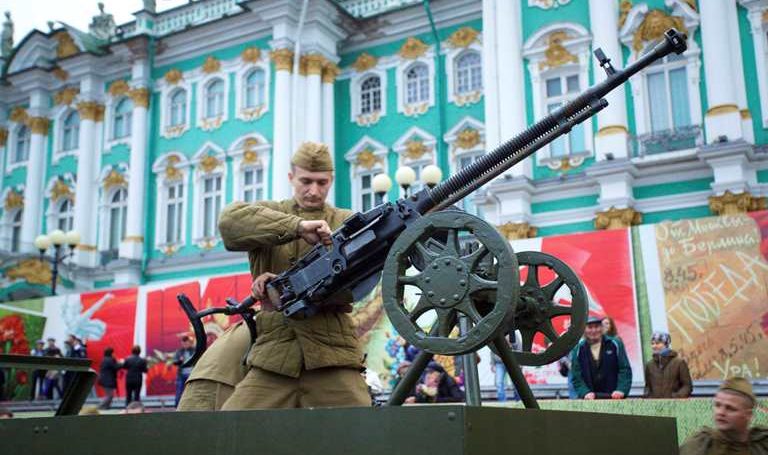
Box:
[180, 29, 687, 403]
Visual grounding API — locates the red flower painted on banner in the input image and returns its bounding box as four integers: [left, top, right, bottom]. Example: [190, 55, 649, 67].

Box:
[0, 314, 30, 355]
[146, 351, 178, 394]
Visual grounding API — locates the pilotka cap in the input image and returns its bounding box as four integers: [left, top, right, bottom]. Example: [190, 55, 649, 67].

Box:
[291, 142, 334, 172]
[718, 377, 756, 407]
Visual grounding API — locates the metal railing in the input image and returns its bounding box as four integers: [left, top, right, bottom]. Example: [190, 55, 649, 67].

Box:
[631, 124, 702, 158]
[335, 0, 422, 18]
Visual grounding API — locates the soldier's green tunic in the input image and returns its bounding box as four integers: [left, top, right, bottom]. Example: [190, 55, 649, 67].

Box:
[217, 199, 363, 378]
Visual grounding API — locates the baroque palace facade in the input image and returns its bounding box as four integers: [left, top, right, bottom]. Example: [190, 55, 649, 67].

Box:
[0, 0, 767, 298]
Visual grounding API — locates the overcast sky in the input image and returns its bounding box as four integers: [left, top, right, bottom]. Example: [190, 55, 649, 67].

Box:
[0, 0, 188, 43]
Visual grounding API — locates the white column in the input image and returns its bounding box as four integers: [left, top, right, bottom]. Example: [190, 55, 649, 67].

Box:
[725, 0, 753, 143]
[495, 0, 530, 178]
[482, 0, 501, 151]
[119, 86, 150, 261]
[271, 47, 294, 201]
[20, 90, 49, 253]
[322, 63, 338, 204]
[304, 54, 324, 142]
[742, 3, 768, 130]
[700, 0, 744, 143]
[589, 0, 629, 160]
[293, 67, 307, 150]
[72, 101, 103, 267]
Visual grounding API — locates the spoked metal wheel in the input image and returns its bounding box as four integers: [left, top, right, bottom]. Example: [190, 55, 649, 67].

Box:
[382, 211, 519, 355]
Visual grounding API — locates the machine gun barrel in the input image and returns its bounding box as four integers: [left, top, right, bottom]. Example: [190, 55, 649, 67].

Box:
[423, 28, 687, 212]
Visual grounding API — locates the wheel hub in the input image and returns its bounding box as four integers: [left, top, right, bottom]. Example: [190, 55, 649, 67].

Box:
[422, 256, 470, 309]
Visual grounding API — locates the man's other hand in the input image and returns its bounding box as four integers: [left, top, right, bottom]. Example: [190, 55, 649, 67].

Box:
[298, 220, 332, 246]
[583, 392, 596, 400]
[611, 391, 625, 399]
[251, 272, 277, 300]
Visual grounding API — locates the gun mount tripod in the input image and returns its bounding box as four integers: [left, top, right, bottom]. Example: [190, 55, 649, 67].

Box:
[383, 211, 587, 408]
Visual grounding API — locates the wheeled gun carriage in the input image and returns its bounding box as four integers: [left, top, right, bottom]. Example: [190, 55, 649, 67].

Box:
[179, 28, 688, 410]
[1, 28, 687, 455]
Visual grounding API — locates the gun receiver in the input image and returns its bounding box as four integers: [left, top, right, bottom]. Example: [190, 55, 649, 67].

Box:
[265, 29, 687, 318]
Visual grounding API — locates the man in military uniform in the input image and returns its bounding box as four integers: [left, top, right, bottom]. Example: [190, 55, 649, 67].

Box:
[179, 141, 370, 411]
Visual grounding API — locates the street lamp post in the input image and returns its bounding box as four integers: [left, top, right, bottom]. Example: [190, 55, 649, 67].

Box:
[421, 164, 443, 189]
[372, 173, 392, 205]
[34, 229, 80, 296]
[395, 166, 416, 197]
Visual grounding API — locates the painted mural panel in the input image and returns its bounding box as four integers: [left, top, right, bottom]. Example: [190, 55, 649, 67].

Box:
[640, 212, 768, 381]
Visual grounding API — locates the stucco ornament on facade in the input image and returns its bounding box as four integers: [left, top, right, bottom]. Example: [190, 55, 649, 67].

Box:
[352, 52, 377, 72]
[51, 66, 69, 81]
[399, 37, 429, 59]
[632, 10, 687, 52]
[540, 31, 578, 70]
[54, 31, 78, 58]
[708, 190, 767, 216]
[103, 169, 127, 190]
[304, 54, 326, 76]
[27, 117, 50, 135]
[594, 206, 642, 230]
[165, 156, 183, 181]
[270, 48, 294, 72]
[6, 259, 52, 286]
[4, 190, 23, 210]
[498, 222, 538, 240]
[528, 0, 571, 9]
[619, 0, 633, 28]
[546, 154, 586, 172]
[199, 154, 221, 174]
[128, 88, 150, 108]
[322, 62, 340, 83]
[241, 47, 261, 64]
[447, 27, 479, 48]
[355, 149, 381, 170]
[54, 87, 80, 106]
[0, 128, 7, 147]
[108, 80, 130, 97]
[242, 138, 260, 166]
[50, 179, 72, 202]
[356, 111, 381, 127]
[202, 55, 221, 74]
[76, 101, 105, 121]
[9, 106, 27, 124]
[455, 128, 481, 150]
[164, 69, 183, 85]
[404, 140, 431, 161]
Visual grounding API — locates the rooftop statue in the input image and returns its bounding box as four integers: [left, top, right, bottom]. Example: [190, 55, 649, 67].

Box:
[89, 2, 116, 41]
[1, 11, 13, 58]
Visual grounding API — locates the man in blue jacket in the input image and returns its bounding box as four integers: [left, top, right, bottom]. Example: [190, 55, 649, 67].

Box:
[570, 316, 632, 399]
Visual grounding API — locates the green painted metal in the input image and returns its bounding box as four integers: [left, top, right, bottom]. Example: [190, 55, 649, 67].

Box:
[631, 225, 653, 364]
[531, 194, 598, 213]
[0, 406, 679, 455]
[382, 211, 518, 355]
[512, 251, 587, 366]
[633, 177, 713, 199]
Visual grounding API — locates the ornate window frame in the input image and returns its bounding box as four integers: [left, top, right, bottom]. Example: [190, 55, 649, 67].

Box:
[7, 123, 31, 172]
[445, 33, 483, 106]
[191, 142, 227, 249]
[152, 152, 190, 254]
[1, 186, 24, 252]
[52, 106, 80, 163]
[523, 23, 594, 167]
[234, 60, 271, 122]
[393, 126, 438, 197]
[229, 133, 272, 202]
[619, 3, 703, 157]
[445, 117, 485, 214]
[106, 95, 133, 147]
[44, 175, 76, 232]
[344, 136, 389, 212]
[740, 0, 768, 128]
[350, 69, 388, 127]
[395, 54, 436, 117]
[97, 165, 129, 256]
[196, 74, 229, 132]
[157, 74, 193, 139]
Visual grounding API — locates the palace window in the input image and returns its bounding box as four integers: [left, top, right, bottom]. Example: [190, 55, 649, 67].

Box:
[13, 125, 30, 164]
[107, 188, 127, 251]
[201, 175, 223, 238]
[62, 110, 80, 151]
[10, 210, 22, 253]
[242, 167, 264, 202]
[205, 79, 225, 118]
[169, 89, 187, 127]
[645, 53, 691, 133]
[164, 182, 184, 245]
[360, 76, 382, 115]
[113, 98, 133, 139]
[457, 154, 482, 214]
[244, 69, 266, 109]
[405, 63, 430, 105]
[358, 172, 385, 212]
[55, 198, 75, 232]
[545, 74, 585, 158]
[455, 51, 482, 95]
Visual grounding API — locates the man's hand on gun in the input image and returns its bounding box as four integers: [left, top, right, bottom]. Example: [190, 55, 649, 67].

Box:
[251, 272, 277, 301]
[298, 220, 333, 246]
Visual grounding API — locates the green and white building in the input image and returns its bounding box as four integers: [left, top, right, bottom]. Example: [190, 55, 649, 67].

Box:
[1, 0, 767, 298]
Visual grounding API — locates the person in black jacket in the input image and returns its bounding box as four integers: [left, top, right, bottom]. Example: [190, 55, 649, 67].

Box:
[121, 345, 147, 405]
[98, 347, 119, 409]
[405, 364, 465, 404]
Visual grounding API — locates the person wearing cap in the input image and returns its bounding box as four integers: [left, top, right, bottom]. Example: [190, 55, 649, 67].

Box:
[569, 315, 632, 399]
[644, 331, 692, 398]
[29, 339, 46, 400]
[680, 377, 768, 454]
[180, 141, 369, 411]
